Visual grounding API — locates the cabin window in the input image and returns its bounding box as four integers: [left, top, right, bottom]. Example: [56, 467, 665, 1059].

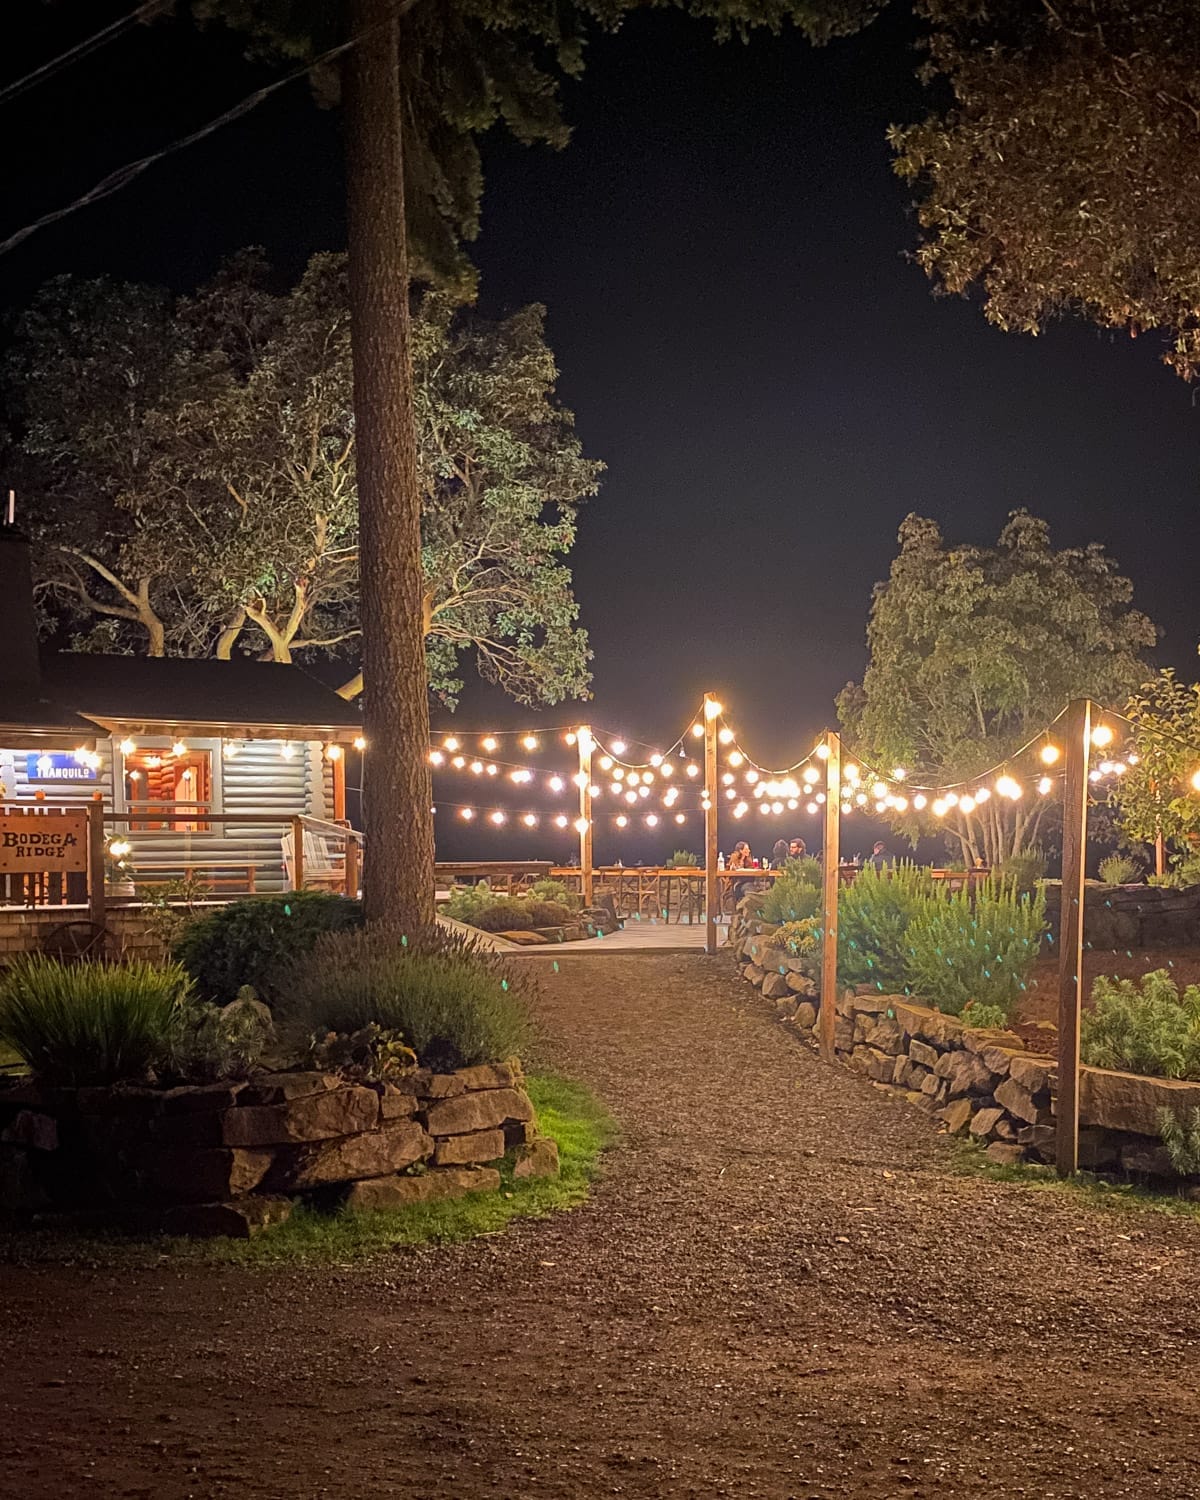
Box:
[124, 747, 213, 832]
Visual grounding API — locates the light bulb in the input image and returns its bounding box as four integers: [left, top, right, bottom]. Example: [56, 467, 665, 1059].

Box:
[573, 771, 588, 788]
[932, 799, 947, 817]
[1038, 776, 1053, 795]
[892, 767, 907, 781]
[745, 770, 758, 784]
[573, 817, 589, 834]
[660, 762, 673, 777]
[646, 814, 659, 827]
[119, 738, 137, 756]
[599, 755, 613, 771]
[554, 814, 568, 829]
[996, 775, 1021, 800]
[871, 782, 887, 801]
[565, 732, 577, 746]
[675, 812, 686, 824]
[722, 772, 735, 786]
[610, 739, 627, 755]
[959, 795, 976, 814]
[490, 810, 505, 825]
[718, 726, 734, 745]
[728, 751, 744, 768]
[460, 807, 474, 820]
[522, 734, 539, 751]
[893, 795, 908, 812]
[650, 753, 663, 767]
[974, 787, 991, 803]
[443, 737, 459, 752]
[806, 801, 818, 815]
[691, 723, 704, 738]
[625, 790, 638, 805]
[1191, 769, 1200, 793]
[734, 802, 747, 818]
[1040, 744, 1060, 765]
[173, 740, 188, 758]
[616, 814, 628, 828]
[704, 699, 723, 720]
[913, 793, 927, 811]
[1091, 725, 1114, 748]
[613, 767, 625, 781]
[686, 763, 699, 778]
[548, 776, 564, 792]
[452, 755, 466, 769]
[486, 763, 498, 776]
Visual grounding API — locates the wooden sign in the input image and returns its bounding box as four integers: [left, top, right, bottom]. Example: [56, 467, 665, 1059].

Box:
[0, 808, 89, 875]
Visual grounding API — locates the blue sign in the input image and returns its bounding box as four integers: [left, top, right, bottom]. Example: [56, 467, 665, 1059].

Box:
[25, 752, 98, 784]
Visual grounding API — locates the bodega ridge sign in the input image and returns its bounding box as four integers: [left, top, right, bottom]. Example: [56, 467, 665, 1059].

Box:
[0, 809, 89, 875]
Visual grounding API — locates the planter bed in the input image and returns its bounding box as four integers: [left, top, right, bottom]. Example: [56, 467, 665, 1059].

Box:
[0, 1058, 559, 1237]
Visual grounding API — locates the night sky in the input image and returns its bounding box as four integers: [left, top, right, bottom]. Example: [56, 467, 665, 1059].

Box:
[4, 2, 1199, 863]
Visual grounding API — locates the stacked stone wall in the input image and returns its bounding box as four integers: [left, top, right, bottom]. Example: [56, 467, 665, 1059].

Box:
[0, 1059, 558, 1236]
[731, 902, 1195, 1178]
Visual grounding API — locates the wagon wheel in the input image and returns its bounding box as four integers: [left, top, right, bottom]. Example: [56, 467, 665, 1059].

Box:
[41, 920, 113, 963]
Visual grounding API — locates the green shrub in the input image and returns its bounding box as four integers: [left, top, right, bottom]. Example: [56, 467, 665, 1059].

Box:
[173, 891, 362, 1006]
[958, 1000, 1010, 1030]
[528, 879, 581, 911]
[1081, 970, 1200, 1080]
[1098, 854, 1143, 886]
[1158, 1107, 1200, 1175]
[162, 990, 272, 1084]
[1148, 852, 1200, 890]
[280, 925, 529, 1071]
[997, 847, 1047, 894]
[441, 882, 497, 923]
[0, 957, 191, 1086]
[665, 849, 699, 868]
[839, 863, 934, 992]
[903, 879, 1046, 1021]
[525, 900, 574, 928]
[470, 898, 535, 933]
[775, 917, 821, 958]
[758, 859, 822, 925]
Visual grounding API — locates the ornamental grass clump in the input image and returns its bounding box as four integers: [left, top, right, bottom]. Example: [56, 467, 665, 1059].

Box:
[903, 878, 1046, 1021]
[1098, 854, 1143, 886]
[0, 956, 191, 1086]
[1082, 970, 1200, 1081]
[280, 924, 530, 1072]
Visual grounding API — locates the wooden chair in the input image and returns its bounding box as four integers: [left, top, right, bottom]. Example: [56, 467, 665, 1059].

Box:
[281, 827, 345, 892]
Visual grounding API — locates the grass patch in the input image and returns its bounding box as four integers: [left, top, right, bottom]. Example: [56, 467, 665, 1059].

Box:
[0, 1074, 616, 1268]
[949, 1137, 1200, 1224]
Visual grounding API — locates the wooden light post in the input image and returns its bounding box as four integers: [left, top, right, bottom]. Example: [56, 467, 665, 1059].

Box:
[1056, 697, 1092, 1177]
[577, 724, 594, 907]
[819, 731, 841, 1063]
[704, 693, 720, 955]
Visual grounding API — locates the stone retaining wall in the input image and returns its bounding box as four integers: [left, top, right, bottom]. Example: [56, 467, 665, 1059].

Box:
[0, 906, 162, 957]
[1042, 881, 1200, 949]
[731, 902, 1195, 1178]
[0, 1059, 558, 1237]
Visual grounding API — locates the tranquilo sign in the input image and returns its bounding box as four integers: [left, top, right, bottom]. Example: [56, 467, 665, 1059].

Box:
[0, 810, 89, 875]
[25, 752, 97, 784]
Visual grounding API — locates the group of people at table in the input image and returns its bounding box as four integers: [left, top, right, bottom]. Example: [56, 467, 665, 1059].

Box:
[726, 835, 891, 899]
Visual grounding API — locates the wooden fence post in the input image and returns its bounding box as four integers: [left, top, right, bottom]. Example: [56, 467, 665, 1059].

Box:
[704, 693, 720, 955]
[1056, 697, 1092, 1177]
[577, 725, 594, 907]
[291, 814, 305, 892]
[819, 732, 841, 1063]
[87, 797, 107, 930]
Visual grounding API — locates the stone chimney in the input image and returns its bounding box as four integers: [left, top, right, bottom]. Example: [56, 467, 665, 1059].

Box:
[0, 523, 41, 689]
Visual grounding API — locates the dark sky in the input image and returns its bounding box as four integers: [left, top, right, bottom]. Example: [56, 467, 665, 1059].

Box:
[3, 2, 1199, 862]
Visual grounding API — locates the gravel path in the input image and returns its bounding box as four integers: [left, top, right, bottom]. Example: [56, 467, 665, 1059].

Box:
[2, 952, 1199, 1499]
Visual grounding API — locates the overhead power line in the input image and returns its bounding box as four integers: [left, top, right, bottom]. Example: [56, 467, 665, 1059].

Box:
[0, 2, 419, 260]
[0, 1, 169, 110]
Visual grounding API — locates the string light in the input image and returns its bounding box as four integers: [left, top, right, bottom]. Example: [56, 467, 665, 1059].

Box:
[704, 699, 723, 720]
[172, 740, 188, 758]
[995, 775, 1021, 800]
[816, 744, 830, 760]
[118, 738, 137, 756]
[1040, 744, 1060, 765]
[718, 726, 735, 745]
[599, 755, 613, 770]
[482, 736, 498, 753]
[675, 812, 686, 824]
[892, 767, 907, 781]
[686, 763, 699, 778]
[646, 814, 659, 827]
[1091, 725, 1114, 748]
[573, 817, 589, 834]
[554, 814, 569, 829]
[522, 735, 539, 751]
[616, 814, 628, 827]
[429, 750, 445, 766]
[1038, 776, 1053, 795]
[548, 776, 564, 792]
[489, 810, 505, 825]
[353, 736, 367, 752]
[460, 807, 474, 820]
[691, 723, 704, 738]
[522, 812, 537, 827]
[611, 739, 627, 755]
[728, 751, 744, 767]
[443, 737, 460, 752]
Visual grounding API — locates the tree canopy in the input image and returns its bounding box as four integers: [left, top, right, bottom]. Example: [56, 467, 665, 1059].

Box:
[4, 252, 598, 706]
[837, 510, 1157, 865]
[892, 0, 1200, 380]
[1110, 668, 1200, 855]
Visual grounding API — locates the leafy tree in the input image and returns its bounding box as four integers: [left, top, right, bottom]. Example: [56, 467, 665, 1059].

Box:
[892, 1, 1200, 380]
[1110, 668, 1200, 857]
[7, 256, 597, 706]
[192, 0, 883, 924]
[838, 510, 1156, 866]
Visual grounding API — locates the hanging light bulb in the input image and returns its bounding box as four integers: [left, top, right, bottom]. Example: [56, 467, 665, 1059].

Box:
[611, 781, 622, 795]
[893, 795, 908, 813]
[959, 795, 976, 815]
[522, 734, 539, 751]
[974, 787, 991, 804]
[548, 776, 564, 792]
[855, 792, 867, 806]
[691, 722, 704, 738]
[733, 801, 748, 818]
[806, 801, 818, 815]
[481, 736, 498, 753]
[786, 798, 798, 811]
[650, 753, 663, 767]
[489, 810, 506, 825]
[1037, 776, 1053, 796]
[1191, 769, 1200, 793]
[429, 749, 445, 766]
[572, 771, 588, 788]
[816, 743, 830, 760]
[932, 799, 947, 817]
[118, 738, 137, 756]
[599, 755, 613, 771]
[718, 727, 734, 745]
[573, 817, 589, 834]
[616, 814, 628, 828]
[803, 766, 819, 785]
[871, 781, 888, 801]
[646, 813, 659, 827]
[522, 813, 537, 828]
[913, 793, 927, 811]
[725, 787, 737, 800]
[1040, 743, 1060, 765]
[638, 785, 650, 799]
[610, 739, 627, 755]
[486, 764, 498, 776]
[892, 767, 907, 781]
[565, 732, 577, 746]
[686, 763, 699, 778]
[173, 740, 189, 758]
[625, 790, 638, 805]
[660, 762, 673, 777]
[943, 792, 959, 808]
[996, 775, 1022, 800]
[1091, 725, 1114, 748]
[722, 772, 735, 786]
[704, 699, 723, 720]
[452, 755, 466, 769]
[675, 812, 686, 824]
[745, 770, 758, 784]
[612, 767, 625, 781]
[589, 784, 601, 797]
[728, 751, 744, 768]
[443, 737, 459, 752]
[554, 814, 568, 829]
[460, 807, 474, 820]
[844, 764, 860, 784]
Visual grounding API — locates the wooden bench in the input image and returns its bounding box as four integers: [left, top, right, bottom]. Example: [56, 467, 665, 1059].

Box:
[281, 827, 345, 892]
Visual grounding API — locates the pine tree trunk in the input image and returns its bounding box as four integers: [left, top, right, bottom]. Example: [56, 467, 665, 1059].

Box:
[342, 0, 434, 927]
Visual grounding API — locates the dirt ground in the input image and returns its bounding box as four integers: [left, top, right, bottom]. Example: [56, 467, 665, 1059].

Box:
[2, 952, 1200, 1500]
[1020, 945, 1200, 1028]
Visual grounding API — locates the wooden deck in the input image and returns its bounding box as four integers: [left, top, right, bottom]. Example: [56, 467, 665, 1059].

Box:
[504, 916, 728, 954]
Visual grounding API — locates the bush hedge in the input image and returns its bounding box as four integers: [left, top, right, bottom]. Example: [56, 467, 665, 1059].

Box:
[173, 891, 363, 1005]
[1082, 969, 1200, 1080]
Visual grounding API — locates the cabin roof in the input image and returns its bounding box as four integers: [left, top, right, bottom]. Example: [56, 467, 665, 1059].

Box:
[30, 654, 363, 743]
